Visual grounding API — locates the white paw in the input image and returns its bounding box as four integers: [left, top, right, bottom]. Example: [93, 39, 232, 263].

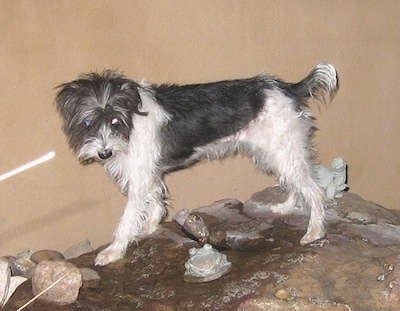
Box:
[95, 246, 124, 266]
[269, 203, 294, 215]
[300, 229, 325, 245]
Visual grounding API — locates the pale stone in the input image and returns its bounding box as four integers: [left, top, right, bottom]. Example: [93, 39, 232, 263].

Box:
[275, 289, 291, 300]
[0, 259, 11, 307]
[5, 276, 27, 306]
[31, 260, 82, 306]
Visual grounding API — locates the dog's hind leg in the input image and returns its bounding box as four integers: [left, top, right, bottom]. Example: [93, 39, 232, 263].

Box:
[245, 90, 326, 245]
[249, 142, 326, 245]
[267, 146, 326, 245]
[297, 181, 326, 245]
[268, 154, 326, 245]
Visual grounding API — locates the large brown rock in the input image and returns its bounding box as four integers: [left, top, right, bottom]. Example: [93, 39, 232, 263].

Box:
[4, 188, 400, 310]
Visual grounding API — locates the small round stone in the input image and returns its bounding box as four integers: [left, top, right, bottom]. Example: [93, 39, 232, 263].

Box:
[274, 289, 291, 300]
[30, 250, 65, 264]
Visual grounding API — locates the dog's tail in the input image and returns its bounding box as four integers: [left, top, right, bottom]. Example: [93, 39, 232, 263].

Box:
[294, 63, 339, 103]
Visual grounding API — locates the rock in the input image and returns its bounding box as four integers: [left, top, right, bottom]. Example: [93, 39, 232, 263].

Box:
[63, 240, 93, 259]
[0, 259, 11, 307]
[80, 267, 101, 281]
[6, 277, 27, 306]
[30, 250, 65, 264]
[4, 249, 36, 277]
[0, 257, 28, 307]
[31, 260, 82, 306]
[275, 289, 291, 300]
[237, 297, 352, 310]
[173, 208, 190, 226]
[381, 254, 400, 303]
[5, 188, 400, 310]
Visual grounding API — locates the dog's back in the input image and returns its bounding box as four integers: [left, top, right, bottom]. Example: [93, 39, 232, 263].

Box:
[154, 63, 338, 170]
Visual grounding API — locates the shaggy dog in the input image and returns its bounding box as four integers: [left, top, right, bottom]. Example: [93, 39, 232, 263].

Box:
[55, 63, 338, 265]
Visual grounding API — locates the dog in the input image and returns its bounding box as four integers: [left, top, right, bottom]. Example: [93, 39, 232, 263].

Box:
[55, 63, 338, 266]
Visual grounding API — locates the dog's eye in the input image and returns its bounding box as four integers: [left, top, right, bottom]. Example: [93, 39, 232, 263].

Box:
[111, 117, 121, 127]
[82, 119, 93, 128]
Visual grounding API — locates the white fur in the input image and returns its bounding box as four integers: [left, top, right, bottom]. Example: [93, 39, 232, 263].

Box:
[95, 87, 170, 265]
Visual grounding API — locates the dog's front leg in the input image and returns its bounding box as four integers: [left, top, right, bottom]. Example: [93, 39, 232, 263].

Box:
[95, 198, 140, 266]
[95, 180, 166, 266]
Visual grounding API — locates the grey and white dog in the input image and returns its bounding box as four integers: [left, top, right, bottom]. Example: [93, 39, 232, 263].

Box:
[55, 63, 338, 266]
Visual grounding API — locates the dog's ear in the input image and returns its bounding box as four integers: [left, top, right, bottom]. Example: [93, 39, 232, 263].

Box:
[54, 81, 81, 119]
[118, 80, 148, 116]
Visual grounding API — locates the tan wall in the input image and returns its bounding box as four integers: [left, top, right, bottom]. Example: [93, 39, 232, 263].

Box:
[1, 1, 399, 256]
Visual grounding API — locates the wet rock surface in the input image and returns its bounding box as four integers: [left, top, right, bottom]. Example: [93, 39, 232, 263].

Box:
[4, 187, 400, 310]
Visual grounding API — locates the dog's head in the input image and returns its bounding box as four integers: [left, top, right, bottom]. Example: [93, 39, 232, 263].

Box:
[55, 70, 147, 164]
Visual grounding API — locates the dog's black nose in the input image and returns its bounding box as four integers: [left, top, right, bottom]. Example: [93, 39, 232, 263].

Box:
[98, 149, 113, 160]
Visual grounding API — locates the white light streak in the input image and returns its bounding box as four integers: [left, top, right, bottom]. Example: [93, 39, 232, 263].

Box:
[0, 151, 56, 182]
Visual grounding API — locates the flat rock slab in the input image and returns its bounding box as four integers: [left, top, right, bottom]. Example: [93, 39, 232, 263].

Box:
[5, 187, 400, 310]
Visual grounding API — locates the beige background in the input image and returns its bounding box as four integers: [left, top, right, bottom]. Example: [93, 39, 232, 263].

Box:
[1, 1, 399, 256]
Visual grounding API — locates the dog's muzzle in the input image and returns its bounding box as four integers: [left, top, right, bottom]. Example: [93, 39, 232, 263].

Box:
[98, 149, 113, 160]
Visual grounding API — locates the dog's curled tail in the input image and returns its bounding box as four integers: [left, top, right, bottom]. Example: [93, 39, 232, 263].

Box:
[296, 63, 339, 103]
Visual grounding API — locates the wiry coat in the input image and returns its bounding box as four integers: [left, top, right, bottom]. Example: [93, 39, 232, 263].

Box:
[55, 63, 338, 265]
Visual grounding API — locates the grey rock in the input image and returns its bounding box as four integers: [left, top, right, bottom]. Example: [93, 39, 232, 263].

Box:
[80, 267, 101, 281]
[63, 240, 93, 259]
[4, 249, 35, 277]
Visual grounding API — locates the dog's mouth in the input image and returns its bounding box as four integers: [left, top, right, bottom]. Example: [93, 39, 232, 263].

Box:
[78, 148, 117, 165]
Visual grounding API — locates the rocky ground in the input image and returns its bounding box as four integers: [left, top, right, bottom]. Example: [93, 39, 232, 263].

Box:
[4, 187, 400, 310]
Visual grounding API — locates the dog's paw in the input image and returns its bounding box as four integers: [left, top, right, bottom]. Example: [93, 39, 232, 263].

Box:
[95, 246, 124, 266]
[300, 229, 325, 246]
[269, 202, 295, 215]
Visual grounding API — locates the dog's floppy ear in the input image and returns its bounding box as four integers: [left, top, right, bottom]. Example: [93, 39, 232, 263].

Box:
[54, 81, 82, 120]
[118, 79, 148, 117]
